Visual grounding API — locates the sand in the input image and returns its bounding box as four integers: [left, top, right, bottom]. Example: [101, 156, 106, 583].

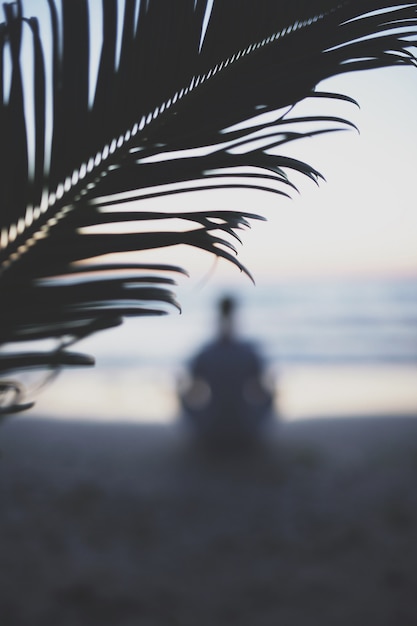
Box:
[1, 413, 417, 625]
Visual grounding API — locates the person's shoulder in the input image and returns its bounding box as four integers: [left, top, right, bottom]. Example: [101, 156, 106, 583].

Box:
[238, 338, 260, 354]
[191, 340, 221, 362]
[236, 339, 264, 364]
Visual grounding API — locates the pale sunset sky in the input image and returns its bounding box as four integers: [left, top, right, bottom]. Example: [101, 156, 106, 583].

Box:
[146, 65, 417, 286]
[13, 2, 417, 286]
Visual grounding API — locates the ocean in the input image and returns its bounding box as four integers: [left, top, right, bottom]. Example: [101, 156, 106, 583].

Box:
[30, 275, 417, 422]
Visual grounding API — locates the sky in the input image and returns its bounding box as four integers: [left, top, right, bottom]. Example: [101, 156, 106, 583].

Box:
[8, 2, 417, 288]
[141, 64, 417, 287]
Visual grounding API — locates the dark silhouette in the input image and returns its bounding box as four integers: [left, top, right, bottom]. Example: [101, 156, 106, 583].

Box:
[179, 296, 274, 445]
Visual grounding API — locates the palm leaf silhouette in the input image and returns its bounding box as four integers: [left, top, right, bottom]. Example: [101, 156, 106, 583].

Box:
[0, 0, 416, 413]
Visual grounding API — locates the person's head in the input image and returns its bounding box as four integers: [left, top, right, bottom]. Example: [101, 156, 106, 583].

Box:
[218, 295, 238, 339]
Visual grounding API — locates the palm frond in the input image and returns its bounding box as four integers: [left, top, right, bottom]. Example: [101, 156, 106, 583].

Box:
[0, 0, 416, 413]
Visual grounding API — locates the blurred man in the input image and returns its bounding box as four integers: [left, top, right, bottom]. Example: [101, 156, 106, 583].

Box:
[179, 295, 274, 445]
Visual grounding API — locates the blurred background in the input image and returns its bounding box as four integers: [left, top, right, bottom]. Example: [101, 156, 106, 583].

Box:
[27, 66, 417, 425]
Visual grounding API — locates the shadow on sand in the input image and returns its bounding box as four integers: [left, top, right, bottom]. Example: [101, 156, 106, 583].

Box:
[1, 414, 417, 625]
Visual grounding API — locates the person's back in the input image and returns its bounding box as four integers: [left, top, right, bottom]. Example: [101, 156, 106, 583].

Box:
[180, 296, 273, 443]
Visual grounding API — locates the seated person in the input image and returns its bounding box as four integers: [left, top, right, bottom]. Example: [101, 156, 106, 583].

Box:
[179, 295, 274, 443]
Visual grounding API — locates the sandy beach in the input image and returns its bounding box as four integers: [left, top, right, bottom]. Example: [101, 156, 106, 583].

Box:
[1, 413, 417, 625]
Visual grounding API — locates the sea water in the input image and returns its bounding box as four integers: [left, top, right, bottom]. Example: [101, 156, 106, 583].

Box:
[30, 275, 417, 422]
